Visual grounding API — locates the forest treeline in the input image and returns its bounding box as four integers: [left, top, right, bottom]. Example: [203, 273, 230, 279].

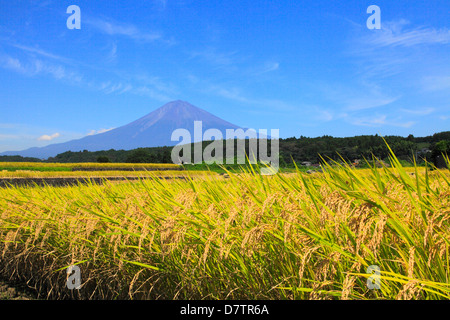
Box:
[1, 131, 449, 166]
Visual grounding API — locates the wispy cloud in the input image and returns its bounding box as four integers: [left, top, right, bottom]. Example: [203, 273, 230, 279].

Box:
[37, 133, 60, 141]
[85, 17, 163, 43]
[1, 53, 176, 103]
[0, 54, 83, 83]
[99, 81, 133, 95]
[346, 114, 415, 128]
[251, 61, 280, 75]
[368, 20, 450, 48]
[317, 80, 400, 112]
[314, 108, 335, 122]
[193, 51, 277, 82]
[344, 96, 399, 111]
[183, 70, 294, 112]
[209, 85, 250, 103]
[133, 85, 175, 102]
[349, 19, 450, 82]
[421, 76, 450, 92]
[105, 42, 118, 63]
[204, 83, 296, 112]
[133, 74, 179, 94]
[10, 43, 70, 63]
[3, 56, 27, 73]
[400, 107, 435, 116]
[96, 78, 175, 102]
[1, 42, 176, 103]
[189, 47, 240, 68]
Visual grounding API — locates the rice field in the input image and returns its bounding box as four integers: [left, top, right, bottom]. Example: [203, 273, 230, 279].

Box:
[0, 162, 180, 170]
[0, 164, 213, 188]
[0, 153, 449, 300]
[0, 170, 213, 179]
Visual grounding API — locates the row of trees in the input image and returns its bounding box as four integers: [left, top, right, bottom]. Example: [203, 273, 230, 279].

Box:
[1, 132, 449, 166]
[42, 147, 174, 164]
[280, 135, 421, 164]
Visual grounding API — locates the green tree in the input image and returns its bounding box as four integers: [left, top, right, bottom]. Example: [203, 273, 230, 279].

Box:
[431, 140, 450, 169]
[434, 140, 450, 153]
[97, 156, 111, 163]
[126, 149, 152, 163]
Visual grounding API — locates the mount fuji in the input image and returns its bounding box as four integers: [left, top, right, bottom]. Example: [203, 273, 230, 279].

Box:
[1, 100, 246, 159]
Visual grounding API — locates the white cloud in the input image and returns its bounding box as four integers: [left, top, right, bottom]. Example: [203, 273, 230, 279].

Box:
[86, 128, 115, 136]
[37, 133, 60, 141]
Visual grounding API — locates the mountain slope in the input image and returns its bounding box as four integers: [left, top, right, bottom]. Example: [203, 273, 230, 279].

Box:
[1, 100, 244, 159]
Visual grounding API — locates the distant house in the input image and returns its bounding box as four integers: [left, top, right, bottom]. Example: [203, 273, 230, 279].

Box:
[418, 148, 432, 156]
[301, 161, 312, 167]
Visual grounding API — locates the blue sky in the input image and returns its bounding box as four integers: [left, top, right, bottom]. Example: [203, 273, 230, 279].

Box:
[0, 0, 449, 153]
